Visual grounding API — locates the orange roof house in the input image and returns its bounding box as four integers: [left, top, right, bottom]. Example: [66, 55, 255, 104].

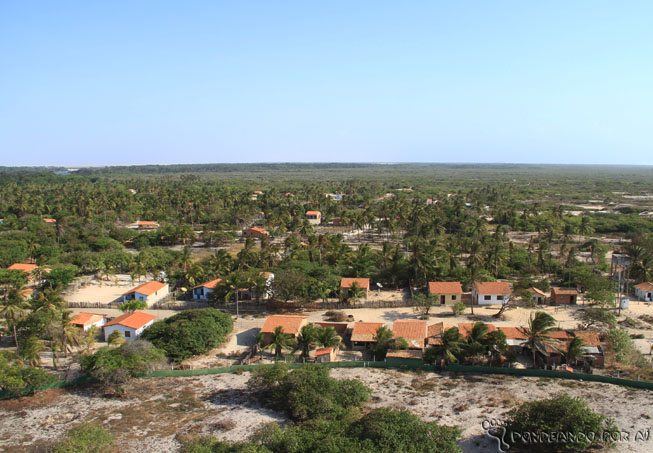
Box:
[305, 211, 322, 225]
[103, 312, 156, 341]
[122, 281, 169, 305]
[457, 322, 496, 338]
[193, 278, 222, 290]
[393, 319, 427, 349]
[43, 218, 57, 224]
[192, 278, 222, 300]
[340, 277, 370, 299]
[472, 281, 512, 305]
[243, 227, 270, 238]
[550, 287, 580, 305]
[428, 282, 463, 306]
[260, 315, 307, 345]
[351, 322, 384, 344]
[426, 322, 453, 346]
[635, 282, 653, 301]
[8, 263, 38, 273]
[70, 312, 108, 331]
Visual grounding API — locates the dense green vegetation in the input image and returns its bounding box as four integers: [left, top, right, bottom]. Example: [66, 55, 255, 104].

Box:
[79, 340, 166, 386]
[53, 424, 114, 453]
[182, 364, 461, 453]
[504, 393, 619, 452]
[140, 308, 234, 363]
[0, 351, 56, 396]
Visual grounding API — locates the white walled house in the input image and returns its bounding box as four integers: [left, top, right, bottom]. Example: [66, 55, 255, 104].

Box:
[304, 211, 322, 225]
[70, 313, 108, 331]
[103, 312, 156, 342]
[192, 278, 222, 300]
[122, 281, 169, 306]
[635, 282, 653, 302]
[472, 281, 512, 306]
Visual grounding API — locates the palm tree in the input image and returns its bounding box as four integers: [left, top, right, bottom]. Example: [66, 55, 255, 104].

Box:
[565, 336, 587, 366]
[520, 311, 558, 368]
[370, 326, 394, 361]
[316, 326, 342, 349]
[1, 288, 28, 347]
[465, 322, 489, 364]
[81, 325, 100, 354]
[429, 327, 464, 365]
[20, 336, 45, 367]
[264, 326, 294, 358]
[294, 324, 318, 360]
[345, 281, 365, 306]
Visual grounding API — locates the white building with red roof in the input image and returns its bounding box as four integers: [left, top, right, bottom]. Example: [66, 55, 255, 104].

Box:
[192, 278, 222, 300]
[70, 312, 108, 331]
[472, 281, 512, 306]
[122, 281, 169, 306]
[635, 282, 653, 301]
[304, 210, 321, 225]
[103, 312, 156, 341]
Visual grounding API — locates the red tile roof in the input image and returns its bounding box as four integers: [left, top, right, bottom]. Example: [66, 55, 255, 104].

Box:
[635, 282, 653, 291]
[8, 263, 38, 273]
[104, 312, 156, 329]
[571, 330, 601, 347]
[70, 312, 107, 328]
[473, 281, 511, 294]
[305, 211, 321, 216]
[350, 322, 384, 342]
[314, 322, 348, 336]
[43, 218, 57, 223]
[137, 220, 159, 226]
[498, 326, 527, 340]
[245, 227, 269, 235]
[546, 330, 571, 340]
[528, 287, 548, 297]
[457, 322, 496, 338]
[551, 287, 580, 295]
[123, 281, 167, 296]
[260, 315, 307, 336]
[315, 346, 335, 356]
[393, 319, 427, 348]
[340, 278, 370, 289]
[428, 282, 463, 295]
[427, 322, 452, 337]
[193, 278, 222, 290]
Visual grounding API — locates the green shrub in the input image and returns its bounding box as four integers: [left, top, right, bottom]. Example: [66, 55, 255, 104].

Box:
[605, 328, 634, 362]
[0, 352, 57, 397]
[54, 424, 114, 453]
[504, 394, 619, 452]
[141, 308, 233, 363]
[247, 364, 372, 422]
[451, 302, 466, 316]
[80, 340, 166, 385]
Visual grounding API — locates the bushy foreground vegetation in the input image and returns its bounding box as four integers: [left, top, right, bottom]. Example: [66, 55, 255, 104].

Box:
[53, 424, 114, 453]
[182, 364, 462, 453]
[80, 340, 166, 386]
[140, 308, 233, 363]
[0, 351, 56, 396]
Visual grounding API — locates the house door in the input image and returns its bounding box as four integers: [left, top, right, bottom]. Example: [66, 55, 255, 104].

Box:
[440, 295, 446, 305]
[570, 296, 576, 304]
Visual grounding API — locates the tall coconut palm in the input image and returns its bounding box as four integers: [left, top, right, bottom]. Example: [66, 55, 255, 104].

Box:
[465, 322, 489, 364]
[81, 325, 100, 354]
[370, 326, 394, 361]
[430, 327, 464, 365]
[520, 311, 558, 368]
[1, 288, 28, 347]
[565, 336, 587, 366]
[20, 336, 45, 367]
[264, 326, 294, 358]
[316, 326, 342, 349]
[294, 324, 318, 360]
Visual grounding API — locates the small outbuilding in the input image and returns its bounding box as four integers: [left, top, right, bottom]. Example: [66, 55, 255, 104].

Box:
[103, 312, 156, 342]
[122, 281, 169, 306]
[70, 312, 108, 331]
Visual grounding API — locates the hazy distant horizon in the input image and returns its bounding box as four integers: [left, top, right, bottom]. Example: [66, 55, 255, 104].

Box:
[2, 2, 653, 166]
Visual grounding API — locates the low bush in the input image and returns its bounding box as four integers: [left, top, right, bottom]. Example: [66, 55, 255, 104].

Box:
[0, 352, 57, 397]
[141, 308, 233, 363]
[53, 424, 114, 453]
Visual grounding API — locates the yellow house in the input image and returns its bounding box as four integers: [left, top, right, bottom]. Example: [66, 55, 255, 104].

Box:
[427, 281, 463, 306]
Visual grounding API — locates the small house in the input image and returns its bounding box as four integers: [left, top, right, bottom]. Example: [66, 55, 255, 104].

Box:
[70, 312, 108, 331]
[103, 312, 156, 341]
[550, 287, 580, 305]
[497, 327, 528, 353]
[192, 278, 222, 300]
[570, 330, 604, 368]
[259, 315, 307, 345]
[313, 346, 338, 363]
[122, 281, 169, 306]
[128, 220, 160, 230]
[472, 281, 512, 306]
[350, 322, 384, 349]
[243, 227, 269, 238]
[340, 278, 370, 299]
[426, 322, 453, 346]
[428, 281, 463, 305]
[635, 282, 653, 302]
[392, 319, 427, 350]
[527, 287, 549, 305]
[304, 211, 321, 225]
[43, 218, 57, 224]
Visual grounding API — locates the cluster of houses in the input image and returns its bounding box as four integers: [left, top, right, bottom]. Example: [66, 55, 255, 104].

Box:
[257, 314, 605, 370]
[70, 311, 156, 342]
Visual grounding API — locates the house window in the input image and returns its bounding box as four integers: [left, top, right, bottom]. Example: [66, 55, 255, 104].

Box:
[125, 331, 131, 338]
[451, 295, 457, 300]
[484, 295, 491, 301]
[497, 295, 504, 300]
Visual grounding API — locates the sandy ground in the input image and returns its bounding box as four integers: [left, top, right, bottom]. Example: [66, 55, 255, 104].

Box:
[64, 274, 145, 304]
[0, 368, 651, 452]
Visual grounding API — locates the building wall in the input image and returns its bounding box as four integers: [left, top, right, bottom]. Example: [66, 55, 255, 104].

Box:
[103, 321, 153, 342]
[474, 292, 508, 305]
[551, 292, 577, 305]
[123, 285, 170, 306]
[430, 293, 461, 306]
[305, 214, 321, 225]
[635, 288, 652, 301]
[193, 287, 213, 300]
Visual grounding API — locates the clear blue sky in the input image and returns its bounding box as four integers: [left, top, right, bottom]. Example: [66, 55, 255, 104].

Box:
[1, 1, 652, 166]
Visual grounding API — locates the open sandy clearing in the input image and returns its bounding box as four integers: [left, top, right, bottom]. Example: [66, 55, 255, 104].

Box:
[0, 369, 651, 453]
